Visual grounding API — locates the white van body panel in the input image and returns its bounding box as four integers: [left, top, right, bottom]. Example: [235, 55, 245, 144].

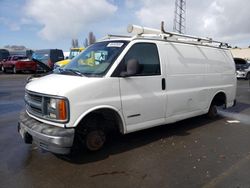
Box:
[160, 42, 236, 123]
[26, 74, 123, 129]
[24, 39, 236, 134]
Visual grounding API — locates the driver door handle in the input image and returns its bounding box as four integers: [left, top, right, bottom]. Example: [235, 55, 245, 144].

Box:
[162, 78, 166, 90]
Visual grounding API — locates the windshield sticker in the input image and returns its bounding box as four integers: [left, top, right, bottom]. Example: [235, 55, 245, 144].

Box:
[107, 42, 124, 48]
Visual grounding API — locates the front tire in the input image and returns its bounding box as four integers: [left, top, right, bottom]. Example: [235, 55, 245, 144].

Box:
[85, 129, 106, 151]
[13, 66, 17, 74]
[2, 66, 6, 73]
[246, 72, 250, 80]
[73, 115, 107, 152]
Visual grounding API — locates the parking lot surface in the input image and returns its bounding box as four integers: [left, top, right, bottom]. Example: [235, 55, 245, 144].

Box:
[0, 73, 250, 188]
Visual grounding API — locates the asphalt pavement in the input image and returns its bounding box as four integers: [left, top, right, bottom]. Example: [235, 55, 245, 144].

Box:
[0, 73, 250, 188]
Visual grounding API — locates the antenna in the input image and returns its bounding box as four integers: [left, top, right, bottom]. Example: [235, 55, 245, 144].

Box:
[173, 0, 186, 34]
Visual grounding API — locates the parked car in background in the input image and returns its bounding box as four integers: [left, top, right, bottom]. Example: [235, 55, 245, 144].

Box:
[9, 50, 33, 59]
[54, 47, 84, 69]
[2, 55, 37, 73]
[32, 49, 64, 69]
[0, 49, 10, 70]
[234, 58, 250, 80]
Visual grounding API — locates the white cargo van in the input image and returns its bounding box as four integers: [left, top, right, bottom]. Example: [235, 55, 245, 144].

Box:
[18, 23, 237, 154]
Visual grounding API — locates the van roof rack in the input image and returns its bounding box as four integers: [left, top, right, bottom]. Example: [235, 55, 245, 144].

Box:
[127, 22, 228, 48]
[101, 22, 228, 48]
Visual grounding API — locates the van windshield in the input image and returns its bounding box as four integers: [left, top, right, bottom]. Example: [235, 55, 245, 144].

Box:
[60, 41, 128, 77]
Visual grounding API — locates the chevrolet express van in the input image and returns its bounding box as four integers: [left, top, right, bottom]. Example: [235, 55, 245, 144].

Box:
[18, 24, 237, 154]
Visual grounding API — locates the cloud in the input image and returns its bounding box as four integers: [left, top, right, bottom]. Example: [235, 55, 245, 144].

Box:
[0, 17, 20, 31]
[24, 0, 117, 41]
[200, 0, 250, 37]
[135, 0, 174, 30]
[135, 0, 250, 46]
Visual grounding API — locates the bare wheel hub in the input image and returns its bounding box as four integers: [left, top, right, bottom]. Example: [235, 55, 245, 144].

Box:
[86, 130, 106, 151]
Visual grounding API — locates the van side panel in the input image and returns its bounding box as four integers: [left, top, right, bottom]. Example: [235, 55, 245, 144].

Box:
[163, 42, 236, 121]
[163, 43, 207, 118]
[201, 47, 236, 108]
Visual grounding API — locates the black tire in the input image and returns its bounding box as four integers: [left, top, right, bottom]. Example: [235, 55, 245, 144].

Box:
[85, 129, 106, 151]
[246, 72, 250, 80]
[73, 115, 106, 152]
[2, 66, 6, 73]
[207, 104, 218, 119]
[13, 66, 17, 74]
[30, 70, 36, 74]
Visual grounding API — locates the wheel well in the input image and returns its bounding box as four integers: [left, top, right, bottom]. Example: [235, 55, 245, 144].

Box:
[77, 108, 124, 134]
[211, 92, 226, 107]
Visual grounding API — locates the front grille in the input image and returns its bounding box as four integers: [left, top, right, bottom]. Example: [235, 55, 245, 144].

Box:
[25, 91, 47, 117]
[24, 90, 69, 123]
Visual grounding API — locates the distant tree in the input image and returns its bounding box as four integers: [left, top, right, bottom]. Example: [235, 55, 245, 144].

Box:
[234, 46, 238, 49]
[83, 32, 96, 47]
[71, 39, 79, 48]
[88, 32, 96, 46]
[84, 38, 88, 47]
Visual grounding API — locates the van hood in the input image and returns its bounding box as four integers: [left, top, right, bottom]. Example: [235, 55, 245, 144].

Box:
[26, 74, 98, 96]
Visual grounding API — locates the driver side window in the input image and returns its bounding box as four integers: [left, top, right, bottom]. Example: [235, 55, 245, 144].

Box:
[115, 43, 161, 77]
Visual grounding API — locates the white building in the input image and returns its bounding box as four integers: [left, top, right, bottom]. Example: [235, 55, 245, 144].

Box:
[230, 48, 250, 60]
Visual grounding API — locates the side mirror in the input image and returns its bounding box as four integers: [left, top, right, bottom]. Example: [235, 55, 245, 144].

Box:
[120, 59, 139, 77]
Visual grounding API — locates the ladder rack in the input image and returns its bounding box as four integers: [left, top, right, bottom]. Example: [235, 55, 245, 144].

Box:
[127, 21, 228, 48]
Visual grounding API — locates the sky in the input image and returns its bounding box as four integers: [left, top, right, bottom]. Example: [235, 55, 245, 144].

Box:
[0, 0, 250, 52]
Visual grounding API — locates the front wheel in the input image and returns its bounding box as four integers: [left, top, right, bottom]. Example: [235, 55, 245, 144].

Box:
[246, 72, 250, 80]
[207, 104, 218, 119]
[2, 66, 6, 73]
[85, 129, 106, 151]
[13, 66, 17, 74]
[73, 115, 107, 152]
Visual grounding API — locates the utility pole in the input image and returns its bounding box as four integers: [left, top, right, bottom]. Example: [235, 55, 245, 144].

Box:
[173, 0, 186, 34]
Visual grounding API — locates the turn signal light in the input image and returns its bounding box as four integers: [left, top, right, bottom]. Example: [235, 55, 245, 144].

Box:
[58, 99, 67, 120]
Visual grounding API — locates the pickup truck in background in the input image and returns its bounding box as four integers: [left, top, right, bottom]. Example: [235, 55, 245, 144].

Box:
[2, 55, 37, 73]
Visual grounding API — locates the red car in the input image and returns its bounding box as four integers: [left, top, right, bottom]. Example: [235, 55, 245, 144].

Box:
[2, 55, 37, 73]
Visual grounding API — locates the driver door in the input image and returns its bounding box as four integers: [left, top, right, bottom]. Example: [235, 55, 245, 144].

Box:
[115, 42, 166, 133]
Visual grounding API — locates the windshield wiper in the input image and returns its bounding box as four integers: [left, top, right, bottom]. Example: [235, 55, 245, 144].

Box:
[58, 68, 84, 77]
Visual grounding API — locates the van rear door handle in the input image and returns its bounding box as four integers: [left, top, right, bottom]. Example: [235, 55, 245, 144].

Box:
[162, 78, 166, 90]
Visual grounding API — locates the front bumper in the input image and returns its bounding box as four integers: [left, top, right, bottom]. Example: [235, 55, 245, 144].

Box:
[18, 110, 75, 154]
[236, 71, 247, 79]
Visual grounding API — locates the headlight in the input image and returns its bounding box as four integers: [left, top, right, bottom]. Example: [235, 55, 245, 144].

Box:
[49, 98, 57, 109]
[47, 98, 68, 121]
